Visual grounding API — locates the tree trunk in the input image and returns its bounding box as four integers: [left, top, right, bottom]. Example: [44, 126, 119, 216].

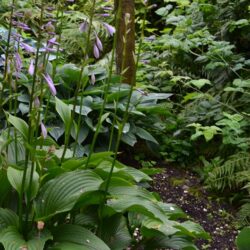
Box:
[115, 0, 135, 85]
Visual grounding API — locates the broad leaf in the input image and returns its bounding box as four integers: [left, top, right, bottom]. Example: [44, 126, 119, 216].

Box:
[52, 224, 110, 250]
[100, 215, 131, 250]
[0, 226, 52, 250]
[135, 127, 158, 144]
[35, 170, 103, 220]
[0, 209, 18, 232]
[236, 227, 250, 250]
[7, 114, 28, 140]
[55, 97, 72, 130]
[7, 166, 39, 200]
[187, 79, 211, 89]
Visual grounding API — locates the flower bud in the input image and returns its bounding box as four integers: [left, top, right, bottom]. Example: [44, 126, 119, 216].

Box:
[37, 221, 45, 230]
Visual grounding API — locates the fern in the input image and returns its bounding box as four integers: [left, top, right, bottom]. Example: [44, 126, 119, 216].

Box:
[206, 152, 250, 191]
[237, 201, 250, 227]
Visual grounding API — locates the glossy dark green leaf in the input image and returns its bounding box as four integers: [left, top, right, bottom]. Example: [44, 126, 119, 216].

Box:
[52, 224, 110, 250]
[34, 169, 103, 220]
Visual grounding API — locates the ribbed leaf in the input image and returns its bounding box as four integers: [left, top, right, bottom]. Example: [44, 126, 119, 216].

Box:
[135, 127, 158, 144]
[34, 170, 103, 220]
[175, 221, 210, 239]
[0, 209, 18, 232]
[0, 226, 52, 250]
[52, 224, 110, 250]
[7, 114, 28, 140]
[107, 197, 167, 222]
[96, 160, 151, 182]
[144, 235, 198, 250]
[100, 215, 131, 250]
[55, 97, 71, 129]
[7, 166, 39, 200]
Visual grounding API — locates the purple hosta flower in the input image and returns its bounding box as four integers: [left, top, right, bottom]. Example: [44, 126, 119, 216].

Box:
[48, 37, 59, 46]
[93, 44, 100, 59]
[79, 21, 88, 33]
[42, 73, 57, 96]
[14, 12, 24, 18]
[41, 122, 47, 139]
[136, 88, 148, 96]
[34, 97, 40, 108]
[91, 74, 96, 85]
[15, 53, 22, 72]
[28, 59, 35, 76]
[103, 22, 115, 36]
[99, 13, 110, 17]
[95, 35, 103, 51]
[21, 42, 36, 53]
[43, 21, 55, 33]
[102, 6, 113, 11]
[12, 21, 31, 30]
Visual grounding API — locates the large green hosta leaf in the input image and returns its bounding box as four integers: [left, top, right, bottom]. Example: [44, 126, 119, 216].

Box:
[7, 166, 39, 200]
[100, 215, 131, 250]
[51, 224, 110, 250]
[95, 160, 151, 182]
[7, 114, 28, 140]
[34, 170, 103, 220]
[0, 209, 18, 232]
[105, 179, 167, 222]
[55, 97, 72, 130]
[144, 235, 198, 250]
[0, 226, 52, 250]
[236, 227, 250, 250]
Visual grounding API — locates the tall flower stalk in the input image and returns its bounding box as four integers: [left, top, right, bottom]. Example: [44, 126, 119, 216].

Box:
[97, 0, 148, 235]
[19, 1, 45, 235]
[61, 0, 97, 162]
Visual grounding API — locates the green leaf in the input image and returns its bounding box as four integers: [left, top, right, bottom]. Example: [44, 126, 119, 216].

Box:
[135, 127, 158, 144]
[34, 170, 103, 220]
[0, 226, 52, 250]
[121, 132, 137, 146]
[175, 221, 210, 239]
[144, 235, 198, 250]
[100, 215, 131, 250]
[236, 227, 250, 250]
[52, 224, 110, 250]
[55, 97, 72, 129]
[7, 114, 28, 140]
[0, 209, 18, 232]
[0, 169, 11, 206]
[7, 166, 39, 200]
[57, 64, 82, 88]
[187, 79, 211, 89]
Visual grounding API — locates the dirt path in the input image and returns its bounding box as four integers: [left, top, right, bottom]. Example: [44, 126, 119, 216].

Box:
[151, 164, 238, 250]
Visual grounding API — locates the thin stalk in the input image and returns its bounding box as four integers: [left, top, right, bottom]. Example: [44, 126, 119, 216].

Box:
[84, 0, 122, 166]
[0, 0, 15, 113]
[18, 1, 44, 235]
[98, 2, 148, 235]
[62, 0, 97, 162]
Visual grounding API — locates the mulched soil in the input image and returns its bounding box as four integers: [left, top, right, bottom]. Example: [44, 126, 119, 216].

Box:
[151, 164, 238, 250]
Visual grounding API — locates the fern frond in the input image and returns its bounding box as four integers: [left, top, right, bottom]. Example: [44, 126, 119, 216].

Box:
[207, 152, 250, 191]
[237, 201, 250, 227]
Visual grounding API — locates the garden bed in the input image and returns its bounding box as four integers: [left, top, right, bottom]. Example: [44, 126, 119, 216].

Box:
[151, 164, 238, 250]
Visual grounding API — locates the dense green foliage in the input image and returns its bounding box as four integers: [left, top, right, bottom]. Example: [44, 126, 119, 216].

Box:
[0, 0, 249, 249]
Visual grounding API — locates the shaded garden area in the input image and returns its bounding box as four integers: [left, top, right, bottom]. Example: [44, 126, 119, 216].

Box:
[0, 0, 250, 249]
